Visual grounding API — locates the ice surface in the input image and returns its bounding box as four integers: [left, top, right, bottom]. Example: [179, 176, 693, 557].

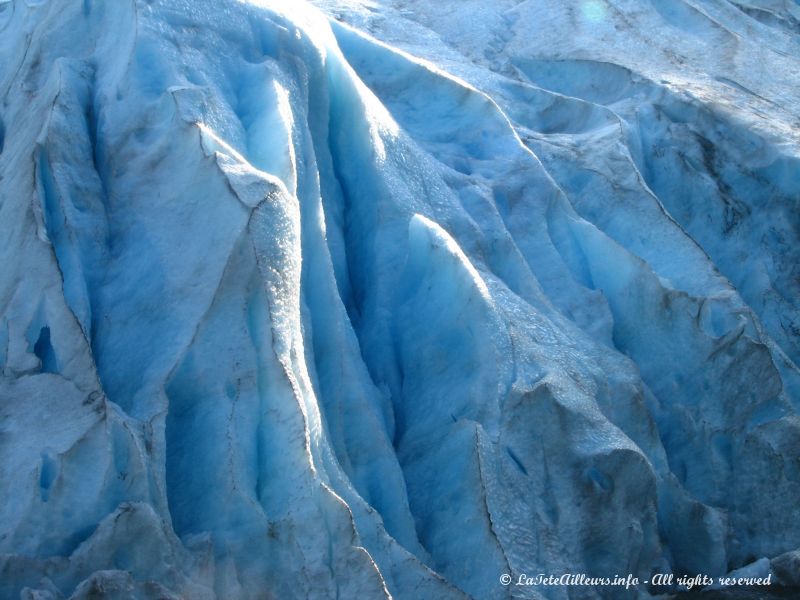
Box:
[0, 0, 798, 598]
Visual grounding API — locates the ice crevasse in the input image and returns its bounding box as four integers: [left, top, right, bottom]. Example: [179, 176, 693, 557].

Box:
[0, 0, 799, 598]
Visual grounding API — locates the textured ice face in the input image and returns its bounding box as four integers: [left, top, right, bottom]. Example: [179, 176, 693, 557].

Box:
[0, 1, 798, 599]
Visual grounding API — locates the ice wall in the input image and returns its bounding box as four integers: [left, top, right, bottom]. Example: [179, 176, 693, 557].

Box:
[0, 0, 798, 598]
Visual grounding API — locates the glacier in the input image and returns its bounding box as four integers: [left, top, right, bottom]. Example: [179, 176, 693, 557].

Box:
[0, 0, 799, 598]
